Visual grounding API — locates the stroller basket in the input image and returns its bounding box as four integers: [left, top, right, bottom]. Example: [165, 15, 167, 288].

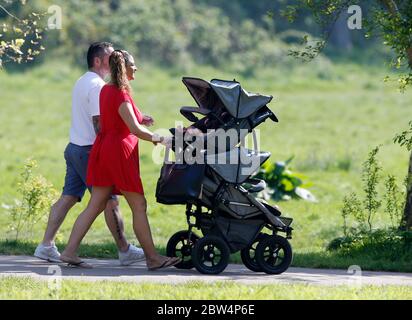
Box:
[156, 163, 205, 205]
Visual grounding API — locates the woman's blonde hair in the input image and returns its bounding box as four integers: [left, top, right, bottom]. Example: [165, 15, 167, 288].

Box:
[109, 50, 133, 92]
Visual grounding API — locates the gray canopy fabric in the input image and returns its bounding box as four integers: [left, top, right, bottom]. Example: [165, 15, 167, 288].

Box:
[205, 147, 271, 184]
[182, 77, 273, 119]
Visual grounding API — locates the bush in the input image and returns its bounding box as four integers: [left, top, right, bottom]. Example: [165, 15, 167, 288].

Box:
[384, 174, 405, 228]
[327, 229, 412, 260]
[362, 146, 382, 232]
[2, 159, 57, 240]
[341, 192, 364, 236]
[340, 146, 385, 235]
[23, 0, 301, 72]
[340, 145, 406, 237]
[333, 145, 408, 258]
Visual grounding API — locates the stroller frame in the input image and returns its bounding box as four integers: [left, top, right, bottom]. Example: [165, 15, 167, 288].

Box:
[160, 77, 294, 275]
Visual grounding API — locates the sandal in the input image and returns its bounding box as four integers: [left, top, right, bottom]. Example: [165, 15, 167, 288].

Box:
[60, 255, 93, 269]
[67, 261, 93, 269]
[148, 257, 181, 271]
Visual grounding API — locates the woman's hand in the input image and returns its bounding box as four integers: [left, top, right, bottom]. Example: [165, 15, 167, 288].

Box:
[142, 115, 154, 127]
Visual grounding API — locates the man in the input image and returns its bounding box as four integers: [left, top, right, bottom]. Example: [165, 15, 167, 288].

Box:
[35, 42, 146, 266]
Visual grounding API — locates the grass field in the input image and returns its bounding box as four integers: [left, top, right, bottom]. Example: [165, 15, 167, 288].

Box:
[1, 276, 412, 300]
[1, 59, 412, 271]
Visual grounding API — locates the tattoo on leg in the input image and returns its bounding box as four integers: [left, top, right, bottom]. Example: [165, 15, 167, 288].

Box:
[113, 209, 123, 241]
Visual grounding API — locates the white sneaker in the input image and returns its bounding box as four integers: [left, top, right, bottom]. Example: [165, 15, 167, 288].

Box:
[34, 244, 61, 263]
[119, 244, 145, 266]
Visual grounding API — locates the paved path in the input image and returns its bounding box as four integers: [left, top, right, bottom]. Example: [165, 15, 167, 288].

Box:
[1, 255, 412, 286]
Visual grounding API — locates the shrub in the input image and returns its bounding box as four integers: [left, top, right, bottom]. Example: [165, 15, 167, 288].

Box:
[333, 145, 409, 255]
[362, 146, 382, 232]
[327, 229, 412, 260]
[340, 146, 383, 235]
[22, 0, 302, 72]
[384, 174, 405, 228]
[3, 159, 57, 240]
[341, 192, 364, 236]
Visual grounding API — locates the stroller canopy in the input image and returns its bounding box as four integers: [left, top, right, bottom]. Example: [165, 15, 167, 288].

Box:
[182, 77, 273, 119]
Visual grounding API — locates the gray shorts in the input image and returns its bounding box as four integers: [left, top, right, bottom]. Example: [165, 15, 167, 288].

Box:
[62, 143, 116, 202]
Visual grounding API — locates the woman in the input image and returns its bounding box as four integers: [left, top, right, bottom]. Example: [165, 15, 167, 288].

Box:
[60, 50, 180, 270]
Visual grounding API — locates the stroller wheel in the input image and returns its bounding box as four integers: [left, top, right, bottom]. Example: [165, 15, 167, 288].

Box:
[166, 230, 200, 269]
[192, 235, 230, 275]
[255, 235, 293, 275]
[240, 233, 270, 272]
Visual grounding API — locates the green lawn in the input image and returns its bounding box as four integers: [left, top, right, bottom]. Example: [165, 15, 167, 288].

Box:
[1, 276, 412, 300]
[1, 60, 411, 271]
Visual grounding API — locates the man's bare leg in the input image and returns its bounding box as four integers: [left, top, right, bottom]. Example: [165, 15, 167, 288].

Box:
[104, 196, 146, 265]
[103, 198, 129, 252]
[38, 192, 144, 265]
[41, 195, 78, 246]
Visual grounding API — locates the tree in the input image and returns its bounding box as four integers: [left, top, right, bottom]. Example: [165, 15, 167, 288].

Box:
[281, 0, 412, 229]
[0, 0, 45, 67]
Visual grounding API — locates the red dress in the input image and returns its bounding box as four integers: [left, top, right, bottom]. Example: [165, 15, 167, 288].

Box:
[87, 84, 144, 195]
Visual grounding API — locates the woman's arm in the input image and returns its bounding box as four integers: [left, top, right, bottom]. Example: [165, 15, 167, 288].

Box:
[118, 102, 162, 143]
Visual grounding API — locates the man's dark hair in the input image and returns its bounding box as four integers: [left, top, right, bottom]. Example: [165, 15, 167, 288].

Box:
[87, 42, 113, 69]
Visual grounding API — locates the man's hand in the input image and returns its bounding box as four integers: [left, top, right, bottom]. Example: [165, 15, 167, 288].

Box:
[142, 115, 154, 126]
[161, 136, 173, 148]
[151, 134, 173, 147]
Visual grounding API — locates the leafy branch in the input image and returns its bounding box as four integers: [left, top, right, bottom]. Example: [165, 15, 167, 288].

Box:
[277, 0, 412, 90]
[0, 0, 46, 66]
[394, 121, 412, 151]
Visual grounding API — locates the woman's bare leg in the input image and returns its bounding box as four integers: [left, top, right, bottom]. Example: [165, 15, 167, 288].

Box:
[121, 191, 177, 268]
[61, 186, 113, 262]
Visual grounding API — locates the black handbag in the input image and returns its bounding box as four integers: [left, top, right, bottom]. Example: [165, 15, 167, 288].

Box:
[156, 151, 206, 205]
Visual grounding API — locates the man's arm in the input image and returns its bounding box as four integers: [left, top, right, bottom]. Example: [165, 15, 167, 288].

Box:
[92, 115, 100, 135]
[89, 84, 102, 135]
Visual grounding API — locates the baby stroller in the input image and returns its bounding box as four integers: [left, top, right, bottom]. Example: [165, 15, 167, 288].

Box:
[156, 77, 294, 275]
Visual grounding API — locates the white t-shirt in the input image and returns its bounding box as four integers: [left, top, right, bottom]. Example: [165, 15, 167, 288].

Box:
[69, 71, 106, 146]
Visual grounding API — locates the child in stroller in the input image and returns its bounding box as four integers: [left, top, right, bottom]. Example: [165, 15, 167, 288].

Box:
[156, 77, 293, 275]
